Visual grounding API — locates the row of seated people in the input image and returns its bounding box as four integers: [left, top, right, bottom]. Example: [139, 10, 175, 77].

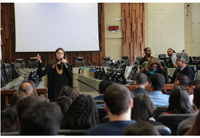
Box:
[1, 73, 200, 135]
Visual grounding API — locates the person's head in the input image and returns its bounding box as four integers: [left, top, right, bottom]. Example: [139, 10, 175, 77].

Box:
[124, 121, 160, 135]
[134, 73, 148, 87]
[17, 95, 46, 123]
[61, 94, 99, 129]
[174, 74, 190, 88]
[147, 73, 165, 92]
[182, 50, 185, 52]
[142, 58, 164, 73]
[27, 80, 38, 96]
[18, 81, 33, 96]
[193, 84, 200, 110]
[188, 80, 200, 95]
[10, 91, 27, 107]
[56, 96, 72, 114]
[144, 47, 151, 56]
[175, 52, 189, 68]
[167, 48, 175, 57]
[1, 106, 19, 132]
[58, 86, 78, 101]
[52, 47, 68, 68]
[98, 80, 115, 94]
[167, 86, 194, 113]
[20, 102, 62, 135]
[104, 83, 133, 116]
[131, 93, 156, 121]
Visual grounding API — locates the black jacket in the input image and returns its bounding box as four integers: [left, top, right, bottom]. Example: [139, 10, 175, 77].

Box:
[139, 56, 153, 65]
[131, 87, 148, 96]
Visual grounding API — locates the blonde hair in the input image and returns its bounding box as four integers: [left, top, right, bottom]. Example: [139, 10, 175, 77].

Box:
[142, 58, 164, 73]
[52, 48, 68, 68]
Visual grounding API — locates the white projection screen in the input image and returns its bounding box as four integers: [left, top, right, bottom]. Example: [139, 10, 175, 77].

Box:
[15, 3, 100, 52]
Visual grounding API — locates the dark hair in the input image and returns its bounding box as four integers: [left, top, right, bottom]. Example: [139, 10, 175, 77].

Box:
[27, 80, 38, 95]
[166, 86, 194, 113]
[99, 80, 115, 94]
[194, 84, 200, 108]
[168, 48, 176, 53]
[148, 73, 165, 91]
[61, 94, 99, 129]
[188, 80, 200, 87]
[131, 93, 156, 121]
[1, 106, 19, 132]
[56, 96, 72, 114]
[52, 47, 68, 68]
[17, 95, 46, 122]
[20, 102, 62, 135]
[144, 47, 150, 53]
[176, 74, 190, 88]
[10, 91, 27, 107]
[104, 83, 132, 115]
[18, 80, 33, 95]
[124, 121, 160, 135]
[58, 86, 78, 101]
[135, 73, 147, 85]
[185, 111, 200, 135]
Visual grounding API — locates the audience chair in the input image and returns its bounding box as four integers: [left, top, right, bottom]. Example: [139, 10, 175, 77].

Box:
[134, 56, 143, 65]
[58, 129, 87, 135]
[75, 57, 85, 67]
[156, 113, 195, 135]
[188, 56, 194, 65]
[159, 60, 165, 67]
[102, 57, 110, 67]
[15, 59, 25, 68]
[176, 124, 191, 135]
[163, 66, 169, 84]
[155, 125, 171, 135]
[155, 106, 168, 120]
[1, 65, 8, 87]
[188, 65, 198, 80]
[27, 57, 38, 68]
[3, 63, 13, 82]
[158, 54, 166, 60]
[95, 100, 104, 105]
[121, 55, 131, 66]
[11, 62, 21, 79]
[97, 106, 107, 123]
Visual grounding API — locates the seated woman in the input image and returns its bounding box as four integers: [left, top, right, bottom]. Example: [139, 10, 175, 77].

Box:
[141, 58, 164, 79]
[58, 86, 79, 101]
[61, 94, 99, 129]
[131, 93, 162, 126]
[163, 86, 195, 114]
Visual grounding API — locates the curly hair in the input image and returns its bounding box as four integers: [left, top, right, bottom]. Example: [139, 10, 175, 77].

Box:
[142, 58, 164, 73]
[58, 86, 78, 101]
[61, 94, 99, 129]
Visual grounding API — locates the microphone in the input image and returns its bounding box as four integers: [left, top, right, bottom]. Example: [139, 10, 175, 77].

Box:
[60, 58, 68, 68]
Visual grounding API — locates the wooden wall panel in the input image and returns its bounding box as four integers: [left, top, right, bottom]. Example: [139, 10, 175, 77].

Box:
[122, 3, 145, 65]
[1, 3, 105, 67]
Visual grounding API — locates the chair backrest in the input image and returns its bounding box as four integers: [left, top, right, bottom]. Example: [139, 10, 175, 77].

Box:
[188, 56, 193, 65]
[3, 63, 13, 82]
[155, 125, 171, 135]
[15, 59, 25, 68]
[156, 113, 195, 135]
[163, 66, 169, 84]
[158, 54, 166, 60]
[122, 55, 131, 66]
[155, 106, 168, 120]
[28, 57, 38, 68]
[97, 106, 107, 123]
[134, 56, 143, 65]
[1, 65, 8, 87]
[102, 57, 110, 67]
[188, 65, 198, 80]
[11, 62, 21, 79]
[58, 129, 87, 135]
[177, 124, 191, 135]
[75, 57, 85, 67]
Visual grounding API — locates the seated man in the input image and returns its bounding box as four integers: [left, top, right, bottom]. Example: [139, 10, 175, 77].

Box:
[147, 73, 169, 106]
[170, 53, 195, 83]
[86, 83, 135, 135]
[18, 80, 34, 96]
[167, 48, 177, 67]
[131, 73, 148, 96]
[177, 84, 200, 135]
[188, 80, 200, 105]
[139, 47, 153, 67]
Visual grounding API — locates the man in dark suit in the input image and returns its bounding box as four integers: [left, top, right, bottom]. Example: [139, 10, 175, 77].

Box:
[170, 52, 195, 83]
[131, 73, 148, 96]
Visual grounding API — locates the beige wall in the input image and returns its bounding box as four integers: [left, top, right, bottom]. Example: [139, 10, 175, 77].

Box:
[104, 3, 122, 61]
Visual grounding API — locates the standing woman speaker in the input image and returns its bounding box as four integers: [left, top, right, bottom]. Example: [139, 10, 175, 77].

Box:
[36, 48, 73, 102]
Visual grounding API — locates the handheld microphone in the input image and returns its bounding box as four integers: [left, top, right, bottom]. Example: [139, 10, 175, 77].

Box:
[60, 58, 68, 68]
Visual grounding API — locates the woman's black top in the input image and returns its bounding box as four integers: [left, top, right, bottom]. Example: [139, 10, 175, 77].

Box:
[38, 62, 73, 101]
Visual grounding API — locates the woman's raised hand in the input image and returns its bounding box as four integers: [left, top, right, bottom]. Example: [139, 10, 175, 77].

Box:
[35, 54, 42, 63]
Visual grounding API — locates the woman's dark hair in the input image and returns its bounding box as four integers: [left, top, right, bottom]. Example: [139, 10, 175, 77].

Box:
[52, 48, 68, 68]
[10, 90, 27, 107]
[61, 94, 99, 129]
[58, 86, 78, 101]
[56, 96, 72, 114]
[166, 86, 194, 113]
[1, 106, 19, 132]
[131, 93, 156, 121]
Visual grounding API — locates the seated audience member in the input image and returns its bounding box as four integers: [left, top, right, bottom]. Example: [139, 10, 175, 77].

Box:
[188, 80, 200, 105]
[124, 121, 160, 135]
[27, 80, 39, 96]
[184, 111, 200, 135]
[20, 102, 62, 135]
[167, 48, 177, 67]
[141, 58, 164, 79]
[56, 96, 72, 114]
[17, 95, 47, 124]
[170, 52, 195, 83]
[139, 47, 153, 67]
[163, 86, 194, 114]
[86, 83, 135, 135]
[147, 73, 169, 106]
[131, 93, 162, 125]
[61, 94, 99, 129]
[177, 84, 200, 135]
[131, 73, 148, 96]
[58, 86, 78, 101]
[1, 106, 19, 132]
[18, 80, 34, 96]
[94, 80, 115, 100]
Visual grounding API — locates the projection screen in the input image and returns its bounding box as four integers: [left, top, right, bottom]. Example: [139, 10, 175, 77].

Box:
[15, 3, 100, 52]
